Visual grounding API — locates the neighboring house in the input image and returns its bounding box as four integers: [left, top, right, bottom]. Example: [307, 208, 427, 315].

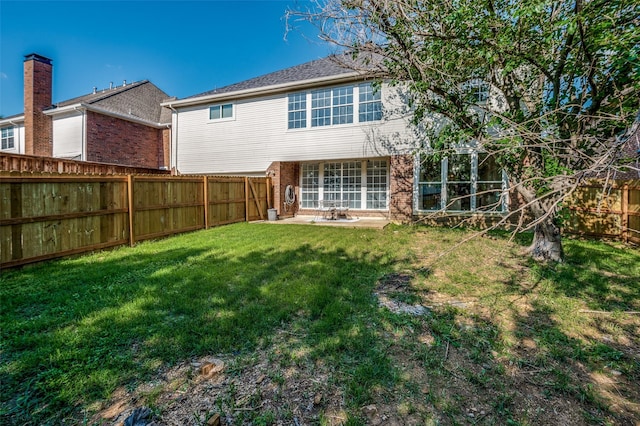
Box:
[0, 54, 172, 169]
[163, 55, 509, 221]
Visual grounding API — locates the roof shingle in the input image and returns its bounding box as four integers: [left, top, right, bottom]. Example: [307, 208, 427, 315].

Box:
[54, 80, 171, 124]
[184, 55, 359, 100]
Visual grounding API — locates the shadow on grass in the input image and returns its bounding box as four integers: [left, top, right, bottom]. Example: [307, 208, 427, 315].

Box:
[507, 297, 640, 424]
[381, 293, 638, 424]
[488, 229, 640, 311]
[0, 227, 395, 424]
[382, 229, 640, 424]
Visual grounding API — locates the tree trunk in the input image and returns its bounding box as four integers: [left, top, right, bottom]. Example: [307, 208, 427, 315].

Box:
[528, 217, 564, 262]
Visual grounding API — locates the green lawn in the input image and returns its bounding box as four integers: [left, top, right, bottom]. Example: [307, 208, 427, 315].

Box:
[1, 223, 638, 425]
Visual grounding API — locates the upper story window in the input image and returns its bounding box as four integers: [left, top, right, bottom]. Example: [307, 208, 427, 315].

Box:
[311, 89, 332, 127]
[1, 127, 15, 150]
[294, 83, 382, 129]
[359, 83, 382, 122]
[331, 87, 354, 125]
[288, 92, 307, 129]
[465, 79, 489, 103]
[209, 103, 233, 121]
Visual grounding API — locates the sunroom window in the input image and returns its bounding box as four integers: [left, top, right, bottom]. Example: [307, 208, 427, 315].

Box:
[367, 160, 388, 208]
[447, 154, 472, 211]
[418, 156, 443, 211]
[417, 151, 507, 213]
[477, 154, 505, 210]
[301, 163, 319, 207]
[300, 160, 388, 210]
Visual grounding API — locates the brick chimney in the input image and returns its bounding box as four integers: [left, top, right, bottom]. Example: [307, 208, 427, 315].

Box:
[24, 53, 53, 156]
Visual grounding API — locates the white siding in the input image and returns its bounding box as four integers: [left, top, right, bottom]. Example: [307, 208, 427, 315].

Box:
[52, 113, 84, 159]
[174, 83, 417, 175]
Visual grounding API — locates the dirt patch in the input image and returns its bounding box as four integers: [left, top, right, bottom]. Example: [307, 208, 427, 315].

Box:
[91, 334, 344, 425]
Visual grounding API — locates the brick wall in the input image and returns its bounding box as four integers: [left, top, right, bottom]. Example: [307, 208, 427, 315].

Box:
[24, 54, 53, 156]
[85, 111, 164, 169]
[161, 128, 171, 170]
[389, 154, 414, 222]
[266, 161, 299, 217]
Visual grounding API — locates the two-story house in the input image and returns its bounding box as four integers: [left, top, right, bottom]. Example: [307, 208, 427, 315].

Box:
[163, 55, 509, 221]
[0, 54, 172, 169]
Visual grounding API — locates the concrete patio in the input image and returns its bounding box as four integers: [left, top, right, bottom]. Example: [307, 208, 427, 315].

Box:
[260, 215, 391, 229]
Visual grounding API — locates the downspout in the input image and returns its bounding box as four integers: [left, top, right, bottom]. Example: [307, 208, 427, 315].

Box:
[73, 106, 86, 161]
[163, 123, 171, 171]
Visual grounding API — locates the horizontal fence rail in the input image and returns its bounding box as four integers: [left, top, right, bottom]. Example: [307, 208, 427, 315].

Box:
[564, 180, 640, 245]
[1, 152, 170, 175]
[1, 172, 272, 268]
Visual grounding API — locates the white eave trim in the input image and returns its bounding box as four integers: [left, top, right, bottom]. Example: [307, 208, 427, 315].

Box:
[44, 103, 170, 129]
[0, 115, 25, 126]
[162, 71, 370, 109]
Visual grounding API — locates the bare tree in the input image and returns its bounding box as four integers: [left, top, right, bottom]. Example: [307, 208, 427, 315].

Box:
[288, 0, 640, 261]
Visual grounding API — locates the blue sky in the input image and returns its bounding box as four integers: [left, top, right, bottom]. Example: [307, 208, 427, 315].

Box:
[0, 0, 334, 116]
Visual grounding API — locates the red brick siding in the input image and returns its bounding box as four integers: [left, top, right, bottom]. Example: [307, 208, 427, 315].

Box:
[24, 57, 53, 156]
[161, 128, 171, 169]
[267, 161, 300, 217]
[389, 154, 414, 222]
[85, 111, 163, 169]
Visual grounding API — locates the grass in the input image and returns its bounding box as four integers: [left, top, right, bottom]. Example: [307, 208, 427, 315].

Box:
[1, 222, 639, 425]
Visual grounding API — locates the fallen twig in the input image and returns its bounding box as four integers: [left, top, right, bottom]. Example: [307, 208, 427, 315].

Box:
[579, 310, 640, 315]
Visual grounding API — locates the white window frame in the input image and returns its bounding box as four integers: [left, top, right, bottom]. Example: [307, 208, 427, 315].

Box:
[311, 88, 333, 127]
[301, 163, 320, 208]
[300, 159, 389, 210]
[415, 150, 508, 213]
[290, 83, 383, 130]
[1, 126, 15, 150]
[288, 92, 307, 129]
[464, 79, 490, 103]
[209, 103, 234, 122]
[366, 159, 388, 209]
[331, 86, 354, 125]
[358, 82, 383, 122]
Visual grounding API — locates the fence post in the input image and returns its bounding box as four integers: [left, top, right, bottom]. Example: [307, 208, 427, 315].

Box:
[244, 176, 250, 222]
[203, 175, 209, 229]
[621, 184, 629, 243]
[127, 175, 135, 247]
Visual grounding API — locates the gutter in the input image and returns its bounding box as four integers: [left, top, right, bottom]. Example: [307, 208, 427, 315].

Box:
[0, 115, 25, 126]
[161, 71, 370, 109]
[44, 103, 171, 129]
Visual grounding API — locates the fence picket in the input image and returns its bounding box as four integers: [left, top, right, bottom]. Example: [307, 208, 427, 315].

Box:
[0, 173, 271, 268]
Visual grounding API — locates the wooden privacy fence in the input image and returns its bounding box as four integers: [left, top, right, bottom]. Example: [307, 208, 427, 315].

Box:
[564, 180, 640, 245]
[0, 173, 272, 268]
